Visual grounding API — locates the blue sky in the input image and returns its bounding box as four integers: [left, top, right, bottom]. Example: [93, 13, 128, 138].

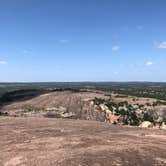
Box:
[0, 0, 166, 82]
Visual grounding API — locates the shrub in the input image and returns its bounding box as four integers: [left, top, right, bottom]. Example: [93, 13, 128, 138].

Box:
[106, 101, 117, 109]
[93, 98, 105, 105]
[0, 112, 8, 116]
[143, 113, 154, 123]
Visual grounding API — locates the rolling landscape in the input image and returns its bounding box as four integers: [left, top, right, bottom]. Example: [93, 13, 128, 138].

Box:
[0, 82, 166, 165]
[1, 0, 166, 165]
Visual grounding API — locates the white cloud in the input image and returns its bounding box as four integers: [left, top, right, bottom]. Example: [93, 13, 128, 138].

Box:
[130, 61, 154, 68]
[145, 61, 153, 66]
[112, 45, 120, 51]
[158, 42, 166, 48]
[59, 39, 69, 43]
[0, 60, 7, 65]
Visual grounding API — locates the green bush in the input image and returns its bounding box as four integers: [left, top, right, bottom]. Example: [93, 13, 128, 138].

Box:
[93, 98, 105, 105]
[0, 112, 8, 116]
[143, 113, 154, 123]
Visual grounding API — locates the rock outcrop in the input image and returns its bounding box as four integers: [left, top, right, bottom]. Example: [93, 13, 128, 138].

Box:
[139, 121, 153, 128]
[106, 114, 120, 124]
[161, 122, 166, 130]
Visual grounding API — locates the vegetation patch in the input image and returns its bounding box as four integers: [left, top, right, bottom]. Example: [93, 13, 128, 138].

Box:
[22, 105, 45, 113]
[93, 97, 105, 105]
[0, 112, 8, 116]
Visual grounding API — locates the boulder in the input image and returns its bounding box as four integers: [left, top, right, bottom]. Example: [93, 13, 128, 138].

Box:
[119, 106, 128, 111]
[139, 121, 153, 128]
[132, 104, 139, 109]
[161, 122, 166, 130]
[107, 114, 120, 124]
[90, 101, 94, 106]
[99, 104, 109, 111]
[105, 109, 112, 115]
[61, 112, 76, 118]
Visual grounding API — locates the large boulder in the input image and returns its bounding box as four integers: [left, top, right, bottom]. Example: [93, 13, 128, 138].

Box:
[139, 121, 153, 128]
[107, 114, 120, 124]
[99, 104, 109, 111]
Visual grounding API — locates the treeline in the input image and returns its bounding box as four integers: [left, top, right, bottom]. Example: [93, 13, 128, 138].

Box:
[0, 88, 86, 108]
[0, 89, 45, 107]
[110, 89, 166, 101]
[94, 86, 166, 101]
